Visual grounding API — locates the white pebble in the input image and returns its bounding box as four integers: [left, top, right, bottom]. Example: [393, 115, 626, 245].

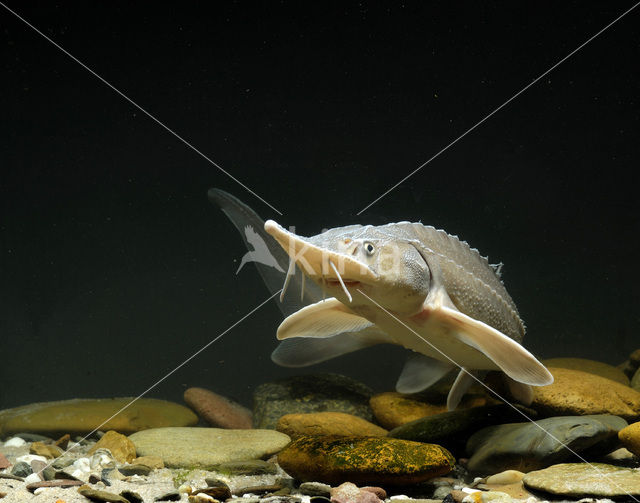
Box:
[33, 487, 47, 495]
[178, 483, 193, 494]
[24, 473, 41, 484]
[485, 469, 525, 485]
[71, 469, 87, 480]
[4, 437, 26, 447]
[90, 450, 115, 469]
[73, 457, 91, 472]
[16, 454, 47, 464]
[192, 494, 216, 501]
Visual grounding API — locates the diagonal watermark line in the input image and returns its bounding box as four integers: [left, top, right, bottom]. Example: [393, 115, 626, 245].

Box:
[0, 1, 283, 216]
[357, 1, 640, 215]
[356, 288, 640, 502]
[38, 289, 282, 472]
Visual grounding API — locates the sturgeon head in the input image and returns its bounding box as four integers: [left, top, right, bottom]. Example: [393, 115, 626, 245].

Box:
[264, 219, 553, 409]
[264, 220, 430, 316]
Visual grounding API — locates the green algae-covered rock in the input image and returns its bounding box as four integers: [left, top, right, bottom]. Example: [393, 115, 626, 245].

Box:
[277, 435, 454, 485]
[0, 398, 197, 437]
[388, 403, 534, 454]
[253, 374, 373, 429]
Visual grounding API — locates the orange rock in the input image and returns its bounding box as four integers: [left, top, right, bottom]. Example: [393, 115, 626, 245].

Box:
[370, 392, 447, 429]
[183, 387, 252, 429]
[89, 430, 136, 463]
[618, 421, 640, 456]
[532, 368, 640, 421]
[277, 412, 387, 437]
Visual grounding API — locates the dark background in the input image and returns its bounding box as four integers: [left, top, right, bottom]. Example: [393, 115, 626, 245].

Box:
[1, 2, 638, 410]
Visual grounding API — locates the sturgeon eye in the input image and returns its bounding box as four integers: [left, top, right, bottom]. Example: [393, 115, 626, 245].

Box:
[364, 242, 375, 256]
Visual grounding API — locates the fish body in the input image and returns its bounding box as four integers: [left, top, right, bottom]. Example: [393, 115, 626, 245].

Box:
[264, 219, 552, 409]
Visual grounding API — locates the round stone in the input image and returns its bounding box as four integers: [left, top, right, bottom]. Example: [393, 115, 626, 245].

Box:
[532, 368, 640, 421]
[542, 357, 630, 385]
[618, 421, 640, 456]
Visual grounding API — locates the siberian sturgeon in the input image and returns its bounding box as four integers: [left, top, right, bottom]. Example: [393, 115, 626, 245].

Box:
[263, 219, 553, 409]
[208, 188, 553, 410]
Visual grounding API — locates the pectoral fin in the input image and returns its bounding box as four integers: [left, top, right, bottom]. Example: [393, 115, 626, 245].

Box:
[277, 297, 374, 340]
[427, 303, 553, 386]
[272, 326, 391, 367]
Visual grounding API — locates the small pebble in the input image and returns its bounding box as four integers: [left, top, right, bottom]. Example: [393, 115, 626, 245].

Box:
[0, 453, 11, 469]
[16, 454, 47, 465]
[55, 433, 71, 449]
[88, 473, 102, 484]
[30, 441, 63, 459]
[298, 481, 332, 496]
[155, 491, 182, 501]
[77, 484, 130, 502]
[331, 482, 383, 503]
[30, 459, 46, 478]
[24, 473, 41, 484]
[485, 470, 524, 485]
[72, 457, 91, 473]
[188, 494, 216, 502]
[11, 461, 32, 477]
[121, 490, 144, 503]
[118, 463, 153, 476]
[178, 483, 192, 494]
[193, 484, 232, 500]
[4, 437, 27, 447]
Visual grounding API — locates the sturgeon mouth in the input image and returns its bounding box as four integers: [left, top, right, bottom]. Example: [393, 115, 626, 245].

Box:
[326, 279, 361, 288]
[265, 219, 376, 302]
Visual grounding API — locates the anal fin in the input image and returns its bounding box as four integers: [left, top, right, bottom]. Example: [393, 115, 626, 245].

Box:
[396, 353, 454, 394]
[447, 368, 486, 411]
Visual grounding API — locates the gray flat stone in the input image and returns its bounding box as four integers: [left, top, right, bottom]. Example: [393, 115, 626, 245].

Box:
[466, 414, 627, 474]
[523, 462, 640, 498]
[128, 427, 290, 468]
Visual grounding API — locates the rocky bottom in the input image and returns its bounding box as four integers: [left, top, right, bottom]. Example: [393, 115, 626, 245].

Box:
[2, 358, 640, 503]
[1, 432, 639, 503]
